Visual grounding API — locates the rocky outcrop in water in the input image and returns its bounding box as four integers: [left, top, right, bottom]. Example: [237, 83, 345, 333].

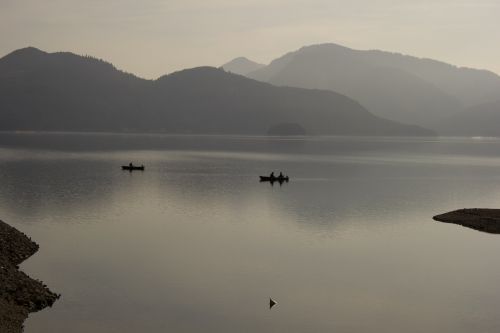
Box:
[433, 208, 500, 234]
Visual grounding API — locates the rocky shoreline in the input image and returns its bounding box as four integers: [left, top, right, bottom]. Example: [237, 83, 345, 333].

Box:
[433, 208, 500, 234]
[0, 220, 60, 333]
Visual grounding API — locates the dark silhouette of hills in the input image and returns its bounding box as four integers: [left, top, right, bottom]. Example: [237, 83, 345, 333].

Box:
[0, 47, 433, 136]
[221, 57, 264, 75]
[436, 100, 500, 136]
[0, 47, 150, 131]
[247, 43, 500, 129]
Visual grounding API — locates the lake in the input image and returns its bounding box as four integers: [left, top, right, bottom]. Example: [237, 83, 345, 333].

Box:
[2, 132, 500, 333]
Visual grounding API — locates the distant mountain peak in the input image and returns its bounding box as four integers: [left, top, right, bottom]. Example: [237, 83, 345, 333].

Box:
[2, 46, 47, 60]
[0, 47, 146, 82]
[232, 56, 254, 62]
[13, 46, 46, 54]
[221, 57, 264, 76]
[298, 42, 352, 52]
[247, 42, 500, 128]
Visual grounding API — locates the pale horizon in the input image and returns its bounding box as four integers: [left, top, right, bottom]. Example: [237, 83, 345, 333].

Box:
[1, 0, 499, 79]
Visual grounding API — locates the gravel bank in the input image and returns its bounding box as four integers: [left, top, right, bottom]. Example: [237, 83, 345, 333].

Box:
[0, 220, 60, 333]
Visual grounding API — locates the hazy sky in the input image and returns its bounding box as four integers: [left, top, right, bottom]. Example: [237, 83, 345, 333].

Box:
[1, 0, 499, 79]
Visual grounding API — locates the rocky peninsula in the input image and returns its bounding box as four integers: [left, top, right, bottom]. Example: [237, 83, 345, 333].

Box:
[433, 209, 500, 234]
[0, 220, 60, 333]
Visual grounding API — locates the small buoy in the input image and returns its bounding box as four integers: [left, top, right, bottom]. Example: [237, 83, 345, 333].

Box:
[269, 298, 277, 309]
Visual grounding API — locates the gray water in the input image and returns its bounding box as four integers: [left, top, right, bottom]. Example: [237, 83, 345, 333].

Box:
[2, 133, 500, 333]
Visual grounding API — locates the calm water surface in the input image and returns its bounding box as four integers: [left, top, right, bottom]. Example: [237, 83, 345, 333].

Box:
[1, 133, 500, 333]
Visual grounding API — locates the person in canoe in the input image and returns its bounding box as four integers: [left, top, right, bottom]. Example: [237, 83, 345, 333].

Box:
[279, 171, 283, 178]
[270, 171, 275, 179]
[129, 162, 133, 168]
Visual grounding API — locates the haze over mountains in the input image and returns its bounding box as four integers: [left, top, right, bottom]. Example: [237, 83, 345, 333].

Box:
[0, 47, 432, 136]
[2, 43, 500, 137]
[221, 57, 264, 76]
[227, 43, 500, 133]
[437, 100, 500, 137]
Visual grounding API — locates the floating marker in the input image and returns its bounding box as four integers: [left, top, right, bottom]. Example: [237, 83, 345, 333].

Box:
[269, 298, 277, 309]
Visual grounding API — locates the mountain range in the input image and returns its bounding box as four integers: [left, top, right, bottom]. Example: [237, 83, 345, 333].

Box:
[0, 47, 432, 136]
[225, 43, 500, 133]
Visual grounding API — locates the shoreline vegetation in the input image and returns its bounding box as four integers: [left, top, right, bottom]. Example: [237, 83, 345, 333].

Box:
[0, 220, 60, 333]
[433, 209, 500, 234]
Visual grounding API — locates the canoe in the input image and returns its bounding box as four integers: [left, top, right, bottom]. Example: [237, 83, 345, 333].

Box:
[260, 176, 289, 182]
[122, 165, 145, 171]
